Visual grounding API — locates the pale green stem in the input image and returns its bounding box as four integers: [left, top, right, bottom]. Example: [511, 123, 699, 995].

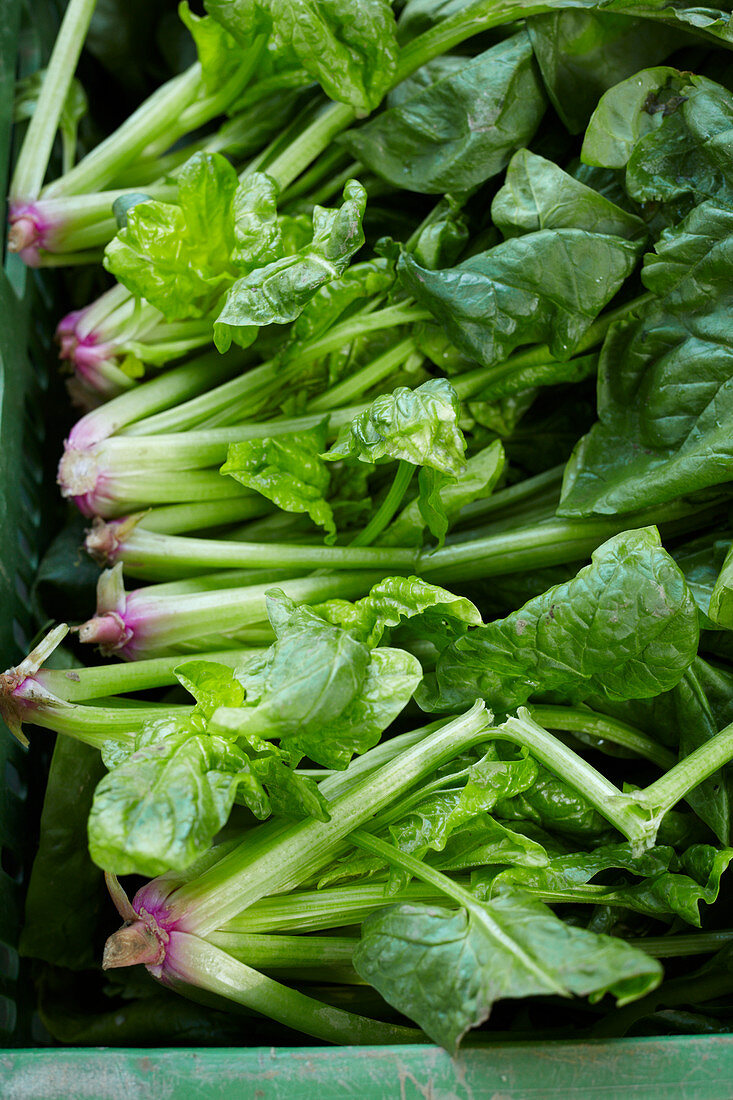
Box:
[528, 705, 676, 770]
[35, 649, 259, 703]
[350, 462, 415, 549]
[42, 66, 203, 198]
[165, 932, 423, 1044]
[309, 337, 418, 413]
[10, 0, 98, 200]
[168, 704, 490, 934]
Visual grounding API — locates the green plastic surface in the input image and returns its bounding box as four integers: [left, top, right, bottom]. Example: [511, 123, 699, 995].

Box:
[2, 1, 733, 1094]
[3, 1037, 733, 1099]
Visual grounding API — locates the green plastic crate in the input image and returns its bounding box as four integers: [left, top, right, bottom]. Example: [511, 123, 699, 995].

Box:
[2, 3, 733, 1095]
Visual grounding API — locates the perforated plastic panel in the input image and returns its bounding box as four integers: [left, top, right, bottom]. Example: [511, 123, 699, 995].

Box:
[0, 0, 60, 1046]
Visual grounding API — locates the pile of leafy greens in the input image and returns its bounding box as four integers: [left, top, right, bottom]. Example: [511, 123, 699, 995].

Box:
[10, 0, 733, 1057]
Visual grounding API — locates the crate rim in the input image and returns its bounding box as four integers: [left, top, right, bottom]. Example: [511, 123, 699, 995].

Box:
[4, 1034, 733, 1099]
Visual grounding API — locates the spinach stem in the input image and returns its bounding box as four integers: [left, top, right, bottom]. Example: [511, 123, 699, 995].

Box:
[309, 337, 418, 412]
[69, 349, 247, 448]
[35, 649, 259, 703]
[167, 704, 490, 934]
[99, 525, 418, 581]
[14, 699, 188, 749]
[42, 66, 204, 199]
[636, 720, 733, 823]
[10, 0, 97, 201]
[134, 496, 273, 536]
[350, 462, 416, 548]
[222, 878, 465, 934]
[165, 932, 424, 1044]
[454, 464, 565, 528]
[499, 711, 651, 851]
[630, 930, 733, 958]
[205, 930, 358, 972]
[528, 705, 676, 770]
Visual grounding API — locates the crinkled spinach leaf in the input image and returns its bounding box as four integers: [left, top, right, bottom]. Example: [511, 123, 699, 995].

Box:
[221, 422, 337, 542]
[324, 377, 466, 475]
[214, 179, 367, 351]
[88, 713, 255, 877]
[479, 842, 733, 926]
[312, 574, 482, 647]
[419, 527, 699, 712]
[205, 0, 398, 113]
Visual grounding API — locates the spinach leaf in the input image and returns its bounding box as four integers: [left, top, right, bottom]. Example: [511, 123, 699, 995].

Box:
[221, 422, 337, 542]
[674, 532, 728, 630]
[625, 74, 733, 211]
[385, 747, 541, 869]
[214, 179, 367, 351]
[205, 0, 399, 113]
[582, 68, 733, 216]
[710, 543, 733, 628]
[559, 199, 733, 517]
[312, 574, 482, 647]
[212, 591, 422, 768]
[492, 149, 646, 240]
[173, 660, 245, 717]
[105, 157, 367, 350]
[341, 33, 546, 193]
[478, 843, 733, 925]
[419, 527, 699, 712]
[277, 647, 423, 769]
[397, 229, 640, 369]
[324, 377, 466, 475]
[229, 593, 371, 728]
[218, 618, 421, 769]
[429, 816, 549, 874]
[88, 713, 256, 877]
[20, 739, 106, 969]
[410, 196, 469, 271]
[179, 2, 250, 91]
[331, 810, 549, 892]
[105, 152, 247, 321]
[477, 841, 673, 895]
[528, 11, 685, 134]
[493, 767, 611, 840]
[354, 890, 661, 1051]
[581, 66, 683, 170]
